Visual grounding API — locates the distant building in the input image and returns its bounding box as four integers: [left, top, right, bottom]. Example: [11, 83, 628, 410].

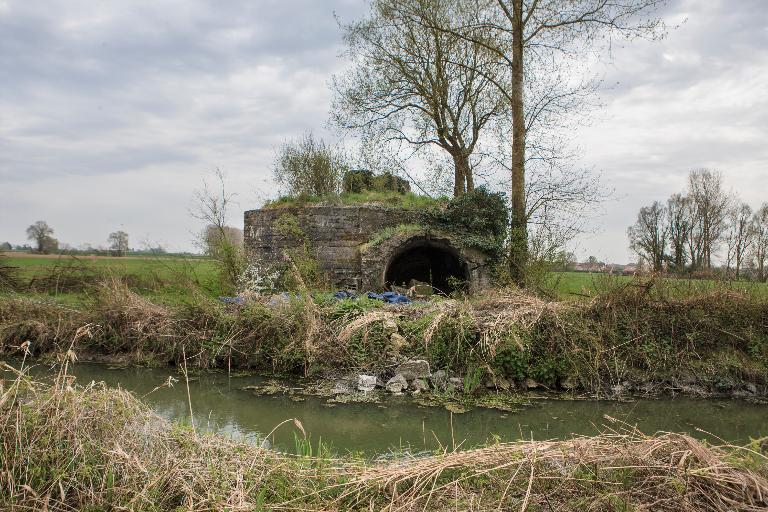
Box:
[572, 261, 640, 276]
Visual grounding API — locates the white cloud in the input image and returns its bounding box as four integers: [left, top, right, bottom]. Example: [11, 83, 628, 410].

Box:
[0, 0, 766, 263]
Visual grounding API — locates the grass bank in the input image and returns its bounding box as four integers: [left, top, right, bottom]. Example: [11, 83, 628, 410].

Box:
[1, 369, 766, 511]
[547, 271, 768, 300]
[1, 278, 766, 396]
[0, 252, 220, 304]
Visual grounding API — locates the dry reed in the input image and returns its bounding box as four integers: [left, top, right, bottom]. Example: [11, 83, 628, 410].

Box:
[1, 366, 766, 511]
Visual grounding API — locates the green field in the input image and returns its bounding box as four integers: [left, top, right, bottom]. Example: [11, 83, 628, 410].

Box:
[4, 253, 768, 304]
[0, 252, 219, 304]
[548, 271, 768, 300]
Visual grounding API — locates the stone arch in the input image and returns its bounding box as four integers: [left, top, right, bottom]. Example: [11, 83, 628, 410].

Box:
[361, 230, 489, 294]
[384, 236, 469, 294]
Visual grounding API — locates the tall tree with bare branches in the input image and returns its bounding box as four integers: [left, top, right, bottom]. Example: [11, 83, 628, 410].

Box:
[191, 169, 244, 292]
[725, 202, 753, 279]
[26, 221, 57, 254]
[424, 0, 667, 282]
[666, 193, 690, 271]
[628, 201, 668, 272]
[108, 230, 129, 257]
[333, 0, 507, 197]
[750, 203, 768, 282]
[687, 169, 732, 270]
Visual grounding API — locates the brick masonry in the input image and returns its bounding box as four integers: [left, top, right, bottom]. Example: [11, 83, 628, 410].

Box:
[244, 205, 492, 291]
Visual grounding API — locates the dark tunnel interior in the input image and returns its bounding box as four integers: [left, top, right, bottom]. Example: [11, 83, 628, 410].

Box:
[384, 241, 468, 295]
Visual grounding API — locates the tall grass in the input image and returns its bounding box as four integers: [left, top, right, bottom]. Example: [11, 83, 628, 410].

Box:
[1, 279, 766, 393]
[1, 366, 766, 510]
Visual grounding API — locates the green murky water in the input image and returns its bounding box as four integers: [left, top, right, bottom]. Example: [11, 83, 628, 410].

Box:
[12, 362, 768, 454]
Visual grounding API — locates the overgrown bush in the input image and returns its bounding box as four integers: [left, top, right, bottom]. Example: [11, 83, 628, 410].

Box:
[419, 187, 508, 258]
[274, 133, 347, 198]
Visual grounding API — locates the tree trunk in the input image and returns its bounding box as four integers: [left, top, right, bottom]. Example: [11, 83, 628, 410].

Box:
[508, 0, 527, 285]
[464, 157, 475, 193]
[452, 152, 472, 196]
[453, 154, 466, 197]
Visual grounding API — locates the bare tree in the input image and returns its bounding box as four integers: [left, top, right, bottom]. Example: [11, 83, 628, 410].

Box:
[203, 225, 243, 255]
[628, 201, 668, 272]
[488, 121, 606, 266]
[750, 203, 768, 282]
[333, 0, 506, 196]
[108, 230, 130, 257]
[273, 133, 347, 198]
[26, 221, 57, 254]
[191, 169, 244, 292]
[442, 0, 667, 283]
[725, 203, 753, 279]
[687, 169, 732, 270]
[666, 193, 690, 272]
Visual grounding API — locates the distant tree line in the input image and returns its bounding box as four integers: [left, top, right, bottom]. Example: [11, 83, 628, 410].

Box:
[0, 222, 173, 257]
[628, 169, 768, 281]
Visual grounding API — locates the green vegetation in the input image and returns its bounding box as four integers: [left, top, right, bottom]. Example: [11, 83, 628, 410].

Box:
[263, 189, 447, 210]
[2, 372, 766, 511]
[362, 223, 423, 250]
[2, 278, 766, 395]
[415, 187, 508, 258]
[0, 252, 219, 304]
[548, 271, 768, 300]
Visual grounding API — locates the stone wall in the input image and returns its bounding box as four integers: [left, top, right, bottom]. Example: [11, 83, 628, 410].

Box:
[244, 205, 492, 292]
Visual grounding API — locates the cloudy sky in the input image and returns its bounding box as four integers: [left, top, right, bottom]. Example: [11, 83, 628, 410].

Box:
[1, 0, 766, 263]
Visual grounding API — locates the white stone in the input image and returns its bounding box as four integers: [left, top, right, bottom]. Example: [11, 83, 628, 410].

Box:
[357, 374, 377, 392]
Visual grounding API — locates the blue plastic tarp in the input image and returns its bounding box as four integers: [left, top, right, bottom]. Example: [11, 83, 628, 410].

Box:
[366, 291, 412, 304]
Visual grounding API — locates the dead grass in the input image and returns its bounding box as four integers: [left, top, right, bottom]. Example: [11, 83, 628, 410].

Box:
[1, 280, 766, 392]
[1, 364, 766, 511]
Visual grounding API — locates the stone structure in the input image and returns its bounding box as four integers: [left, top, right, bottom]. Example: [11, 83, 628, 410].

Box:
[243, 205, 493, 293]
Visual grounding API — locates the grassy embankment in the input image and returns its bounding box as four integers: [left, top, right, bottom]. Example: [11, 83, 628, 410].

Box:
[1, 267, 766, 395]
[1, 367, 766, 511]
[2, 254, 767, 509]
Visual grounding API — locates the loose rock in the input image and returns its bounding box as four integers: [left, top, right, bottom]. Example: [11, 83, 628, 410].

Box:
[410, 378, 429, 393]
[395, 359, 431, 381]
[357, 374, 377, 393]
[560, 376, 578, 391]
[611, 382, 628, 396]
[382, 318, 398, 335]
[385, 374, 408, 394]
[448, 377, 464, 392]
[389, 333, 407, 351]
[524, 378, 540, 390]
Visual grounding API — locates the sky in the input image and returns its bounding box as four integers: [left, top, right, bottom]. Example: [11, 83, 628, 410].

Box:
[1, 0, 766, 263]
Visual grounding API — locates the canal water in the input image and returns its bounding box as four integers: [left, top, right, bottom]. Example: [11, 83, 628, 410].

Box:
[12, 362, 768, 455]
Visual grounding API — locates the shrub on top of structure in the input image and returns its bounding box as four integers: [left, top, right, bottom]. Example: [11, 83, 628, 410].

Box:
[273, 132, 347, 198]
[343, 169, 411, 194]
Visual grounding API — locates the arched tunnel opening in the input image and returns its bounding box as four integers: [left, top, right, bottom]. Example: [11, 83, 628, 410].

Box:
[384, 239, 469, 295]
